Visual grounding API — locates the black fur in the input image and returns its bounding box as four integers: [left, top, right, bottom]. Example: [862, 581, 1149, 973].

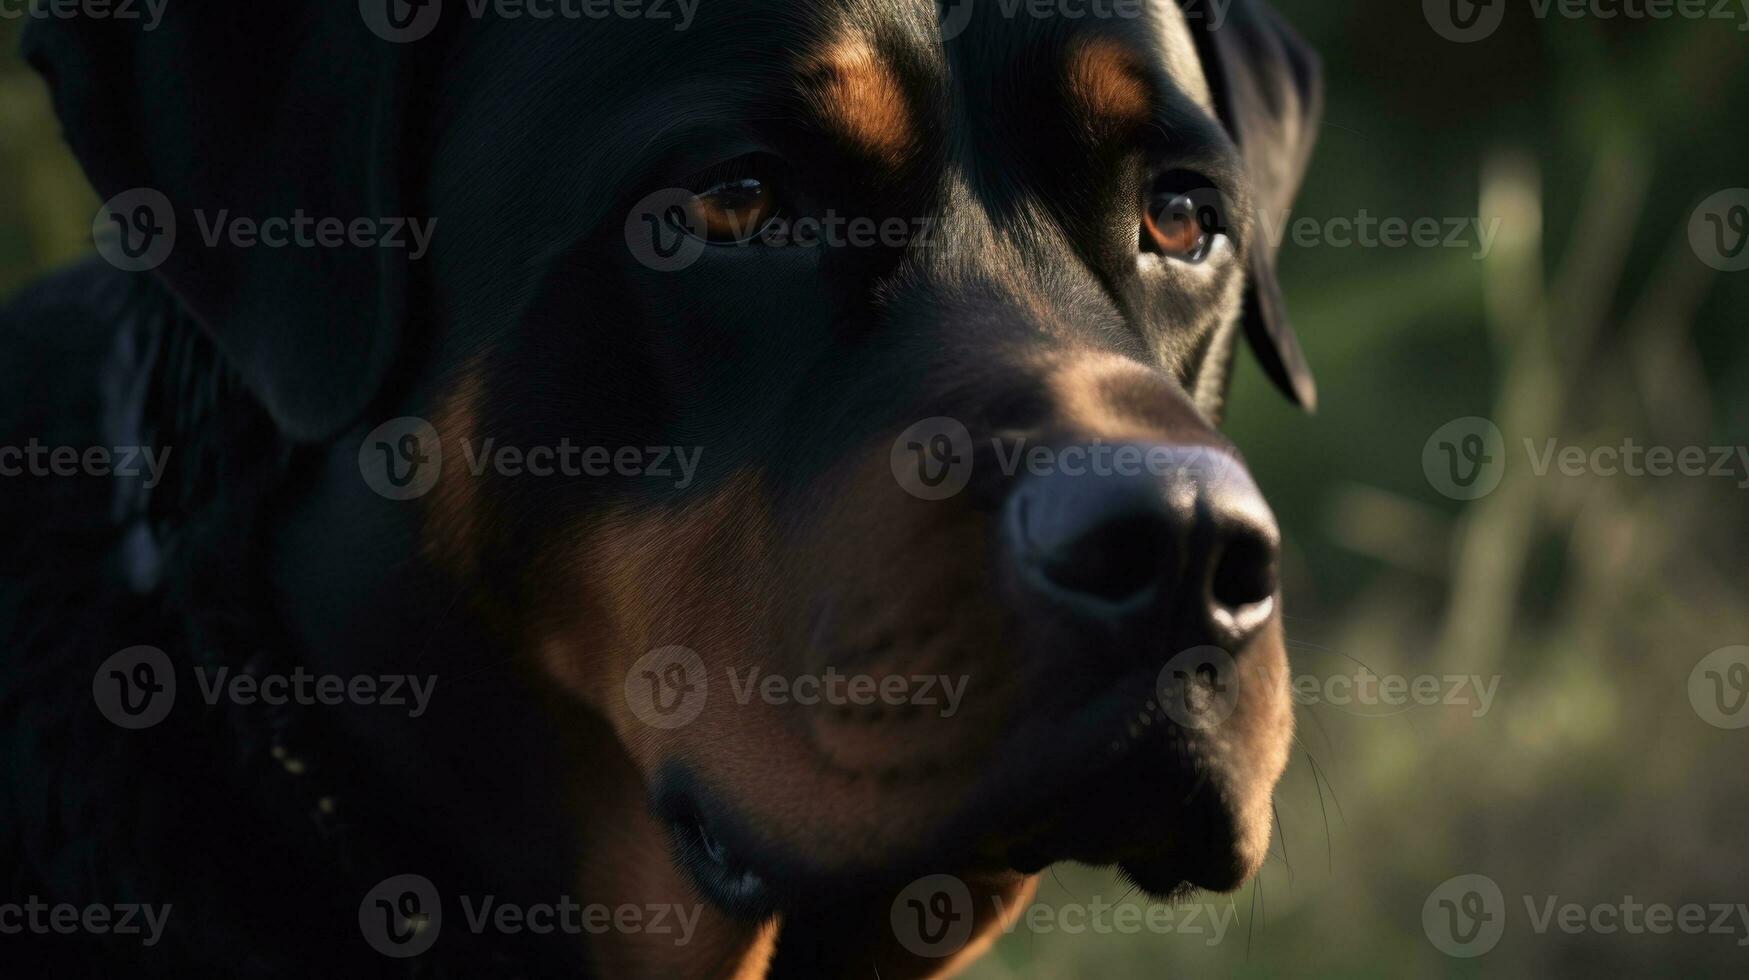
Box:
[4, 1, 1320, 974]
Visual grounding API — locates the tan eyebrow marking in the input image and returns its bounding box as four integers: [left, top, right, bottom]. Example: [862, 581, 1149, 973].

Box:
[1065, 37, 1153, 135]
[795, 37, 917, 169]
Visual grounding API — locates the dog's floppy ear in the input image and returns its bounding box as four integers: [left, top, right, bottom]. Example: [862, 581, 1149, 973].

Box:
[24, 8, 421, 442]
[1189, 0, 1322, 411]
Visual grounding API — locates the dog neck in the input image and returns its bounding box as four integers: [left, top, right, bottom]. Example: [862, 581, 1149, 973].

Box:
[5, 275, 567, 975]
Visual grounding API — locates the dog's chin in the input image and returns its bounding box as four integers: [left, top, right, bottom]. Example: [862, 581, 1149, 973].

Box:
[960, 638, 1289, 901]
[653, 652, 1286, 920]
[659, 755, 1268, 926]
[984, 710, 1278, 900]
[1002, 794, 1271, 901]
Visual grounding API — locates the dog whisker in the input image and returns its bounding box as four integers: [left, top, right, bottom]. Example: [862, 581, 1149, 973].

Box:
[1273, 800, 1293, 889]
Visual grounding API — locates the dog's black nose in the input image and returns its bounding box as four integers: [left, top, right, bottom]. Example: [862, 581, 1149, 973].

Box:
[1003, 444, 1279, 644]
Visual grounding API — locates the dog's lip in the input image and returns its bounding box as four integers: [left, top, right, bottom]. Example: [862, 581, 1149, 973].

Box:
[960, 672, 1237, 893]
[655, 654, 1259, 909]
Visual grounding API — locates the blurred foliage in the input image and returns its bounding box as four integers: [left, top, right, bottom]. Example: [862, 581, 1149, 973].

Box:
[0, 18, 94, 297]
[4, 5, 1747, 977]
[980, 7, 1749, 978]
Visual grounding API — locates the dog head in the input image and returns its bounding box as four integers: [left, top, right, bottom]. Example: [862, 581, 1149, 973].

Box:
[32, 0, 1318, 973]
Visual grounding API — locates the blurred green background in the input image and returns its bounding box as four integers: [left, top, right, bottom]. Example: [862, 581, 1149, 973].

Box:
[4, 4, 1747, 976]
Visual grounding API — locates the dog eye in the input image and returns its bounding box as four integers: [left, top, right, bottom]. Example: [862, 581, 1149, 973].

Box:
[1142, 173, 1223, 263]
[690, 178, 779, 244]
[1143, 195, 1208, 259]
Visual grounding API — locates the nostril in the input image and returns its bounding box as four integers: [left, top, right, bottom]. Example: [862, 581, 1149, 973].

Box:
[1037, 512, 1173, 604]
[1211, 532, 1278, 611]
[1008, 471, 1177, 611]
[1004, 444, 1280, 630]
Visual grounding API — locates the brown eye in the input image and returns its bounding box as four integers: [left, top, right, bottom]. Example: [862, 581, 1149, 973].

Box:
[1142, 193, 1212, 261]
[689, 178, 778, 244]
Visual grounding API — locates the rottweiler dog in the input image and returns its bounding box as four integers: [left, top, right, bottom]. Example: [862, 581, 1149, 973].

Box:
[1, 0, 1319, 975]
